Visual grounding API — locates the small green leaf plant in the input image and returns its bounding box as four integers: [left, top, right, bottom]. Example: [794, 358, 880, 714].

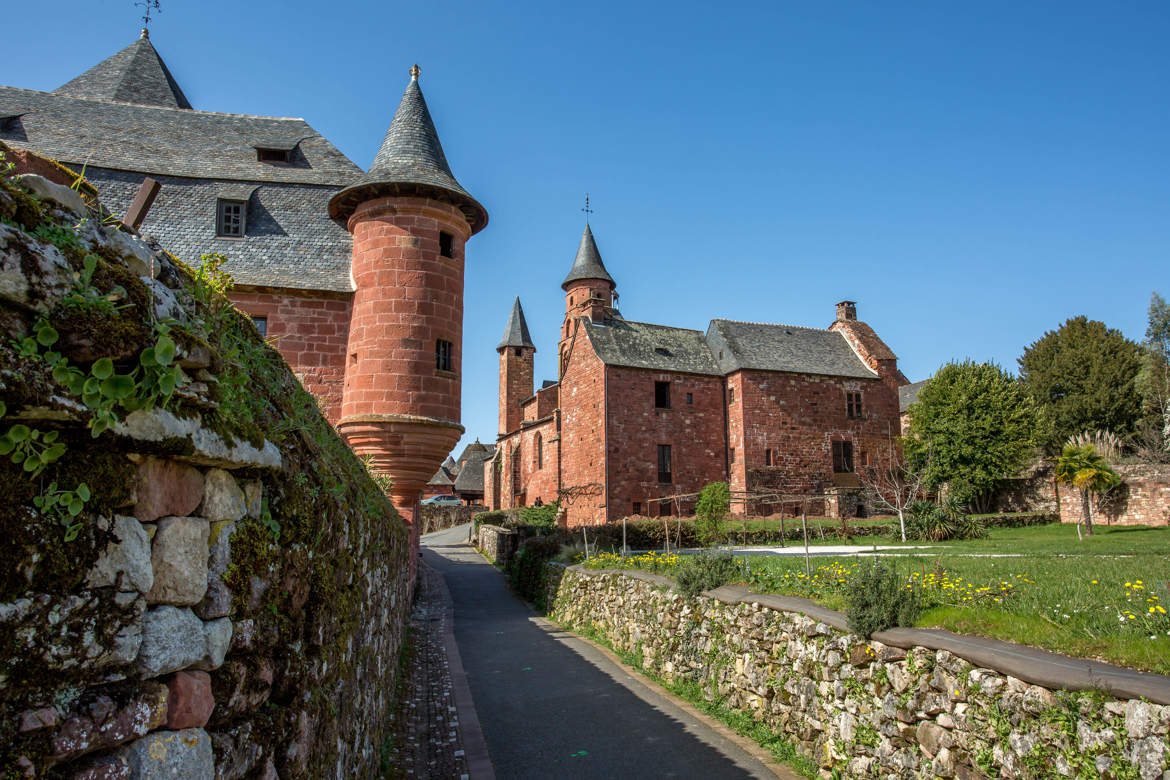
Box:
[33, 482, 92, 541]
[60, 253, 128, 315]
[0, 402, 67, 476]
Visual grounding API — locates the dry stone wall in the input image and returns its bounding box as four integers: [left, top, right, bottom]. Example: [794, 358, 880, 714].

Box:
[1, 150, 411, 778]
[548, 566, 1170, 779]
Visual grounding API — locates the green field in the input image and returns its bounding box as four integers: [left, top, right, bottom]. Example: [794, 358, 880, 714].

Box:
[586, 523, 1170, 673]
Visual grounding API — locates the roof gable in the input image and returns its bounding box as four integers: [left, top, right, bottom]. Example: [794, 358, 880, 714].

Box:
[582, 318, 720, 375]
[706, 320, 878, 379]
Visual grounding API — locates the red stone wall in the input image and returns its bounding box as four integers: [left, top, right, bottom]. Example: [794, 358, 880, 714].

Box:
[341, 196, 469, 425]
[228, 287, 352, 424]
[558, 331, 609, 526]
[499, 346, 534, 434]
[732, 370, 900, 508]
[605, 368, 727, 521]
[1059, 464, 1170, 527]
[493, 419, 559, 509]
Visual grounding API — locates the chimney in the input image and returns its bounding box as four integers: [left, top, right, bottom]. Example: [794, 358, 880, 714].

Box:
[835, 300, 857, 322]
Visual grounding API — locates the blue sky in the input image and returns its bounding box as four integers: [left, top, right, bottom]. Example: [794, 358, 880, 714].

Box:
[7, 1, 1168, 454]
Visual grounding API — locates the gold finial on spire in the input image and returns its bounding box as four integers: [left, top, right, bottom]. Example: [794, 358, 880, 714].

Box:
[140, 27, 149, 38]
[410, 64, 421, 80]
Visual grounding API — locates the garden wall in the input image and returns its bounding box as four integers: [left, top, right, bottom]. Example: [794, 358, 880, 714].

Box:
[1060, 464, 1170, 527]
[477, 525, 518, 566]
[419, 504, 484, 536]
[547, 566, 1170, 779]
[1, 156, 412, 778]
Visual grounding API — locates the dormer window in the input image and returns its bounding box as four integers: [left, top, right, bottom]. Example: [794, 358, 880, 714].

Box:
[0, 113, 25, 136]
[216, 199, 245, 237]
[256, 148, 290, 163]
[439, 231, 454, 258]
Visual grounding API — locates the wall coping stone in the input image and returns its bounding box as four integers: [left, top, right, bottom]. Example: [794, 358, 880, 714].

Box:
[115, 409, 281, 470]
[563, 564, 1170, 705]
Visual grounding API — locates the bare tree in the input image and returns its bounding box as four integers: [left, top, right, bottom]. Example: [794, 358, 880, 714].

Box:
[859, 441, 928, 543]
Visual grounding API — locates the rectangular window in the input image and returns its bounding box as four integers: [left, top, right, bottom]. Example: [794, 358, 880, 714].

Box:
[832, 441, 854, 474]
[657, 444, 672, 483]
[632, 501, 642, 515]
[765, 448, 773, 466]
[846, 391, 863, 419]
[729, 447, 735, 464]
[251, 316, 267, 338]
[659, 501, 673, 517]
[686, 393, 693, 405]
[439, 231, 454, 258]
[729, 386, 735, 404]
[256, 148, 290, 163]
[435, 339, 453, 371]
[654, 381, 671, 409]
[216, 199, 245, 237]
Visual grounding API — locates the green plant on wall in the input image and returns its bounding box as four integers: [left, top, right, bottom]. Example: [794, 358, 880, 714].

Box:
[32, 482, 92, 541]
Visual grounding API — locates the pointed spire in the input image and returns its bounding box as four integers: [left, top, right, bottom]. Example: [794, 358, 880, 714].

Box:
[54, 34, 191, 109]
[562, 224, 615, 289]
[329, 66, 488, 233]
[498, 297, 536, 351]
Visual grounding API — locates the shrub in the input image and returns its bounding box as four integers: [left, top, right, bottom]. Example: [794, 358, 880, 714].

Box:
[845, 558, 922, 638]
[675, 551, 742, 598]
[904, 499, 986, 541]
[507, 535, 563, 609]
[694, 482, 730, 546]
[519, 501, 558, 532]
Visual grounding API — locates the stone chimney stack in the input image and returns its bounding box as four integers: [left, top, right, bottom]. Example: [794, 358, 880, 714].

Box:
[836, 300, 857, 322]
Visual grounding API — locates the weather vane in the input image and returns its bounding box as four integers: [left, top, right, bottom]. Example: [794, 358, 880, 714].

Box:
[581, 194, 594, 224]
[136, 1, 161, 35]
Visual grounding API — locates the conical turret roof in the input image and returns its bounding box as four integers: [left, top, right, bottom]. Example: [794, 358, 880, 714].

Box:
[562, 224, 614, 289]
[55, 30, 191, 109]
[498, 297, 535, 351]
[329, 66, 487, 233]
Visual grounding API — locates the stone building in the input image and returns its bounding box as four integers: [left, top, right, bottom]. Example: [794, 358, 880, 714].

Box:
[485, 226, 908, 526]
[0, 32, 486, 535]
[426, 441, 496, 505]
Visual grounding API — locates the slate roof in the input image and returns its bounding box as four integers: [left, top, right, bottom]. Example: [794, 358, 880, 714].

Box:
[55, 31, 192, 109]
[427, 465, 454, 487]
[328, 68, 487, 233]
[498, 297, 535, 350]
[453, 442, 496, 493]
[0, 86, 361, 186]
[898, 379, 929, 414]
[562, 224, 614, 288]
[443, 456, 459, 474]
[581, 318, 721, 375]
[706, 320, 878, 379]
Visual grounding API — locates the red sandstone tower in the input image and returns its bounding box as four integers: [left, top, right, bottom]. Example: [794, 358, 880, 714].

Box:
[498, 297, 535, 435]
[328, 65, 488, 533]
[559, 225, 617, 369]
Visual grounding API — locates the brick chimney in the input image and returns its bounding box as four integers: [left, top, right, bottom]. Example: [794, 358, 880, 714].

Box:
[835, 300, 857, 322]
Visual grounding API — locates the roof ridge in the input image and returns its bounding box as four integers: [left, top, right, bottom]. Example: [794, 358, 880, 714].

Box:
[7, 85, 310, 121]
[711, 318, 832, 333]
[605, 318, 706, 335]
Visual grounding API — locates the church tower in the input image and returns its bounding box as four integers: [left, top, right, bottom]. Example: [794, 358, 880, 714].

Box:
[328, 65, 488, 533]
[498, 297, 535, 435]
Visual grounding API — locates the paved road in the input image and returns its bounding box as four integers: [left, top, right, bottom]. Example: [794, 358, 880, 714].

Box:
[421, 524, 791, 779]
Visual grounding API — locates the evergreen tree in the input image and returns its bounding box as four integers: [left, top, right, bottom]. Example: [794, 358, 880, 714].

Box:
[1018, 316, 1142, 453]
[904, 360, 1037, 510]
[1136, 292, 1170, 457]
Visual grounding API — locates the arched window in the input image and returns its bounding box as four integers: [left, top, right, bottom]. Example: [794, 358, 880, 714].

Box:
[535, 433, 543, 470]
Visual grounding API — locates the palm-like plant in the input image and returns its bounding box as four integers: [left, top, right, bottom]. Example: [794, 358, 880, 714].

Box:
[1055, 443, 1122, 539]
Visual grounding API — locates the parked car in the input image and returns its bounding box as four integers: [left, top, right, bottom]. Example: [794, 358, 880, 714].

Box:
[421, 495, 463, 507]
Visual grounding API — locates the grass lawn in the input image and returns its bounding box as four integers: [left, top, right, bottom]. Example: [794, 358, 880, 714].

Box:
[586, 523, 1170, 674]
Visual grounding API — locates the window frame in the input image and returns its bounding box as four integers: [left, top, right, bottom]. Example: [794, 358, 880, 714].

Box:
[216, 198, 246, 238]
[435, 339, 454, 372]
[439, 231, 454, 258]
[654, 381, 671, 409]
[657, 444, 672, 484]
[846, 391, 863, 419]
[251, 316, 268, 338]
[832, 441, 854, 474]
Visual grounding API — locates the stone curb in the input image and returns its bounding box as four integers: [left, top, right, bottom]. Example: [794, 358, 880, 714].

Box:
[565, 565, 1170, 705]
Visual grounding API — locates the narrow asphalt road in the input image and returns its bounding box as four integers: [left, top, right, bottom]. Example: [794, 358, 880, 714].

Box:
[421, 524, 794, 780]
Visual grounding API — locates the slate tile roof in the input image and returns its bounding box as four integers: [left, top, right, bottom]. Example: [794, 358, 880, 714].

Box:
[0, 86, 361, 186]
[706, 319, 878, 379]
[582, 318, 721, 375]
[562, 224, 614, 288]
[328, 69, 487, 233]
[55, 31, 192, 109]
[453, 442, 496, 494]
[498, 297, 535, 350]
[898, 379, 929, 414]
